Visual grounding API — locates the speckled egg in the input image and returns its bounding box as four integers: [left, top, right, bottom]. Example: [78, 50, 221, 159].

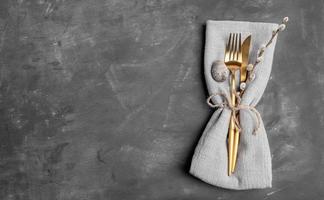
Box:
[211, 60, 229, 82]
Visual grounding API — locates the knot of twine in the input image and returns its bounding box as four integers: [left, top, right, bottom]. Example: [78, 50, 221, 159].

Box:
[206, 92, 261, 135]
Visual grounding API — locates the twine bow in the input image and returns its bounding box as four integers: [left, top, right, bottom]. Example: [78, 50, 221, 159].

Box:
[206, 92, 261, 135]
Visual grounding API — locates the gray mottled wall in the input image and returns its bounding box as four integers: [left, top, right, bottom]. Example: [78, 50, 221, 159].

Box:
[0, 0, 323, 199]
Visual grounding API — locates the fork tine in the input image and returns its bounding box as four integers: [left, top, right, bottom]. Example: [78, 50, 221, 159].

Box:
[238, 33, 241, 60]
[226, 33, 231, 52]
[230, 33, 235, 60]
[230, 33, 236, 60]
[233, 33, 239, 60]
[237, 33, 242, 62]
[233, 33, 237, 60]
[235, 33, 239, 60]
[225, 33, 232, 61]
[238, 33, 240, 60]
[237, 33, 240, 60]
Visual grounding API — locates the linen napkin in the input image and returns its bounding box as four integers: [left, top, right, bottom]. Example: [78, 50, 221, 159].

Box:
[190, 20, 278, 190]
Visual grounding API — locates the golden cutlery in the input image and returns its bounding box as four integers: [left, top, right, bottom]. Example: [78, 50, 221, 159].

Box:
[224, 33, 242, 176]
[231, 35, 251, 173]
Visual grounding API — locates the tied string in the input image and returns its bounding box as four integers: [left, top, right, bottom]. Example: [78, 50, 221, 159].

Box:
[206, 92, 261, 135]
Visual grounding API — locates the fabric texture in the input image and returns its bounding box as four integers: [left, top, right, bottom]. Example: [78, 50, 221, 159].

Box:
[189, 20, 278, 190]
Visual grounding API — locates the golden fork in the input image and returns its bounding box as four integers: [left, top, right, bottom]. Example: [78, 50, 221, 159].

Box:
[224, 33, 242, 176]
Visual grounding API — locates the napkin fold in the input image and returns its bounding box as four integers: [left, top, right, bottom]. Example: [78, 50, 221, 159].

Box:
[190, 20, 278, 190]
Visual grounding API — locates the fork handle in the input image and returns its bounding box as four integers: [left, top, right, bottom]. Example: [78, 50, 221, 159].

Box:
[228, 71, 236, 176]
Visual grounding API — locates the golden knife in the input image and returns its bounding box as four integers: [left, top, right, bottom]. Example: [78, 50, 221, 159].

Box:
[231, 35, 251, 172]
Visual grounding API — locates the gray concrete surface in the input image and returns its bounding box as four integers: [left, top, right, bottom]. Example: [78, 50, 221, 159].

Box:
[0, 0, 323, 199]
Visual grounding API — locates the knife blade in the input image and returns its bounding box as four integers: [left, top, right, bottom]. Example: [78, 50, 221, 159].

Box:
[231, 35, 251, 173]
[240, 35, 251, 82]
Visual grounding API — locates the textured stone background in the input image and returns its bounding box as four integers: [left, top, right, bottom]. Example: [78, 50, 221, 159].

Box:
[0, 0, 323, 199]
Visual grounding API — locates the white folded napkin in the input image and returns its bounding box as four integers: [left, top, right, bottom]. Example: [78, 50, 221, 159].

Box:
[190, 20, 278, 190]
